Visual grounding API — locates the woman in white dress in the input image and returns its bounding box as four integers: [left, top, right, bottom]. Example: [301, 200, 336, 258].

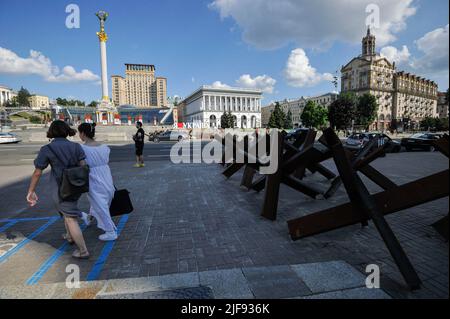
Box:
[78, 123, 118, 241]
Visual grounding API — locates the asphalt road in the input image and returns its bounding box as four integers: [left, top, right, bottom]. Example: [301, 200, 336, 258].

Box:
[0, 141, 182, 166]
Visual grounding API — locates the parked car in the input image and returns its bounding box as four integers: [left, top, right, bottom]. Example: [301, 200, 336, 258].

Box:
[400, 133, 443, 152]
[0, 132, 21, 144]
[151, 130, 190, 143]
[285, 128, 310, 142]
[344, 132, 401, 153]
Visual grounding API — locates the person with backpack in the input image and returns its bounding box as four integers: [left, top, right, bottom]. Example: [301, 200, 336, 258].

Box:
[26, 120, 90, 259]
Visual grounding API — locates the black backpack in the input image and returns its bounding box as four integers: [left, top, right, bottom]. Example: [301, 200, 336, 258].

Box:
[48, 144, 90, 202]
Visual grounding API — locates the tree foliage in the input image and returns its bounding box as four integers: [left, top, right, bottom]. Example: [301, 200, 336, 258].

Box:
[4, 97, 18, 108]
[284, 109, 293, 130]
[17, 87, 31, 107]
[357, 93, 379, 129]
[268, 103, 286, 129]
[301, 101, 328, 129]
[56, 97, 86, 106]
[328, 92, 358, 131]
[420, 117, 449, 132]
[220, 111, 234, 129]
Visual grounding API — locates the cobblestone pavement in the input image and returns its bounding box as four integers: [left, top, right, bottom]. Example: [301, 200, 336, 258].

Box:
[0, 148, 448, 299]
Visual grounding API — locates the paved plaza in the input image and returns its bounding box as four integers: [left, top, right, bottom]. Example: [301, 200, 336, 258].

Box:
[0, 142, 448, 299]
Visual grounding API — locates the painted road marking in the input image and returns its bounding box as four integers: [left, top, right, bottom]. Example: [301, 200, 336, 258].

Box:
[0, 217, 54, 223]
[26, 224, 88, 286]
[0, 217, 59, 264]
[86, 214, 129, 281]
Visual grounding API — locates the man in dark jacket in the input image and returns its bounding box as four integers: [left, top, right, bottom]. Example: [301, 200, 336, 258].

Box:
[133, 121, 145, 167]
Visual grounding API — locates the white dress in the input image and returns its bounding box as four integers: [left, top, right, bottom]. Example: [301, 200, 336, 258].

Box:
[81, 144, 116, 232]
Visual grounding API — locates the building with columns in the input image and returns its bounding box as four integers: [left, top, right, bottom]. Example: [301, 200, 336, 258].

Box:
[0, 85, 13, 106]
[111, 64, 168, 108]
[341, 27, 438, 131]
[180, 86, 263, 128]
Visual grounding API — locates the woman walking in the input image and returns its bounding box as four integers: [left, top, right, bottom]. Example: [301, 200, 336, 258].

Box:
[78, 123, 118, 241]
[27, 120, 90, 259]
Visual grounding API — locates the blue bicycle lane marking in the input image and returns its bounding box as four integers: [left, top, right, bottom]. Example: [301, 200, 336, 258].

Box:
[26, 224, 88, 286]
[0, 217, 54, 223]
[0, 220, 18, 233]
[0, 216, 59, 264]
[86, 214, 129, 281]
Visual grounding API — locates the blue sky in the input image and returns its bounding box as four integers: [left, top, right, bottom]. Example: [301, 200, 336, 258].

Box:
[0, 0, 448, 105]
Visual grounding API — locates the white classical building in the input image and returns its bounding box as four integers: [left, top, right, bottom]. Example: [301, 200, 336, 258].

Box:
[181, 86, 263, 128]
[0, 85, 13, 106]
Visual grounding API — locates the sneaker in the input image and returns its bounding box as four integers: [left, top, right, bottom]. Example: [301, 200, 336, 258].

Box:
[81, 212, 91, 227]
[133, 164, 141, 168]
[99, 231, 118, 241]
[140, 163, 145, 167]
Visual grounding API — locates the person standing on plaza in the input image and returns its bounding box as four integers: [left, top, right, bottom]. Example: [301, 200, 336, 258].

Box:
[26, 120, 90, 259]
[78, 123, 118, 241]
[133, 121, 145, 167]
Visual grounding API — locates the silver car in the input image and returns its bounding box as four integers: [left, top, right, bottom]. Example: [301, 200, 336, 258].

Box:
[0, 132, 22, 144]
[152, 130, 190, 143]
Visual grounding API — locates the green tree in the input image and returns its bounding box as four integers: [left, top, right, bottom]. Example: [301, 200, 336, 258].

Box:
[268, 102, 286, 129]
[420, 117, 436, 131]
[357, 93, 379, 130]
[4, 97, 18, 108]
[436, 117, 448, 132]
[328, 92, 358, 131]
[436, 117, 449, 131]
[284, 109, 293, 129]
[88, 101, 98, 107]
[220, 111, 234, 129]
[56, 97, 86, 106]
[17, 87, 31, 107]
[301, 101, 328, 129]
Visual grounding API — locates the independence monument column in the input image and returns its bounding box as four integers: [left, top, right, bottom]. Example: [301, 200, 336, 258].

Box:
[95, 11, 116, 124]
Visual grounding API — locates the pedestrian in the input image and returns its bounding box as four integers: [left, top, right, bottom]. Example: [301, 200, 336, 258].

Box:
[78, 123, 118, 241]
[133, 121, 145, 167]
[26, 120, 90, 259]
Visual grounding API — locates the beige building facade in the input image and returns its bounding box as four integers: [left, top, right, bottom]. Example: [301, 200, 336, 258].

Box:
[341, 28, 438, 131]
[261, 93, 338, 127]
[437, 92, 449, 119]
[28, 94, 50, 110]
[111, 64, 168, 108]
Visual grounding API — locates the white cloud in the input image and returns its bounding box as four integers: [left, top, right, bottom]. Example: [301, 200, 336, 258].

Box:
[211, 81, 231, 89]
[411, 24, 449, 76]
[211, 74, 276, 93]
[380, 45, 410, 65]
[235, 74, 276, 93]
[0, 47, 100, 83]
[284, 48, 333, 87]
[209, 0, 416, 49]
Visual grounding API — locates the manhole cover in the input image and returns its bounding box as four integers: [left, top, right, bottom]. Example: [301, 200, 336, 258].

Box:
[98, 286, 214, 299]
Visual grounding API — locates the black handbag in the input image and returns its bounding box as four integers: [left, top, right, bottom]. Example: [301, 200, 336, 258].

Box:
[48, 145, 90, 202]
[110, 188, 134, 216]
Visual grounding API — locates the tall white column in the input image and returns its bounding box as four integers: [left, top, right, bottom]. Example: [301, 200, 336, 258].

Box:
[100, 41, 109, 101]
